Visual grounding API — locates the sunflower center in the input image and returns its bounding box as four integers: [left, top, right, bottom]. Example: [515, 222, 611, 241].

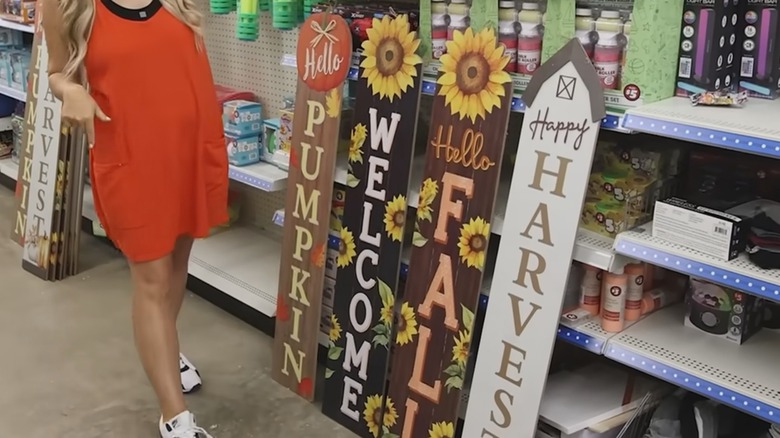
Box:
[395, 313, 407, 332]
[393, 211, 405, 226]
[373, 408, 383, 426]
[456, 53, 490, 95]
[338, 240, 346, 255]
[376, 38, 404, 76]
[470, 234, 486, 251]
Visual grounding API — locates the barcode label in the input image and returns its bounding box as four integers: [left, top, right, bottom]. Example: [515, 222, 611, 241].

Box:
[679, 58, 692, 78]
[714, 226, 729, 235]
[741, 57, 754, 77]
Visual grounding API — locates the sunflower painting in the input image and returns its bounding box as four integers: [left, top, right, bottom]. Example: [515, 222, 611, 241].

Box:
[428, 421, 455, 438]
[337, 227, 357, 268]
[363, 394, 399, 437]
[371, 279, 395, 350]
[413, 178, 439, 248]
[383, 195, 406, 242]
[361, 14, 422, 102]
[349, 123, 367, 164]
[437, 27, 511, 122]
[395, 301, 419, 345]
[325, 314, 345, 379]
[442, 305, 475, 392]
[457, 216, 490, 270]
[328, 314, 342, 343]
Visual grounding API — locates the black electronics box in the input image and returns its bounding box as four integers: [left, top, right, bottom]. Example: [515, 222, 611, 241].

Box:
[676, 0, 741, 96]
[653, 197, 744, 261]
[738, 1, 780, 99]
[685, 278, 764, 344]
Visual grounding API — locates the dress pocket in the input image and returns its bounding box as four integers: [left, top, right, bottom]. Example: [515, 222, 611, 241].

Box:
[91, 161, 146, 230]
[204, 138, 229, 193]
[90, 115, 129, 166]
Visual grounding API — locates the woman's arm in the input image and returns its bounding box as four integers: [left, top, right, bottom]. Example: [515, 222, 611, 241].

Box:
[41, 0, 83, 101]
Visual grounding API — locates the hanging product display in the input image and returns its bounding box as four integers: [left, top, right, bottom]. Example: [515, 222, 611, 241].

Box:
[272, 0, 299, 30]
[321, 14, 423, 437]
[463, 38, 605, 437]
[236, 0, 259, 41]
[383, 25, 513, 437]
[271, 11, 351, 401]
[12, 16, 87, 281]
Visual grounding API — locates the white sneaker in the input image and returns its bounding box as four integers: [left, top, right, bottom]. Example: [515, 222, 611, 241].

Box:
[180, 353, 202, 394]
[159, 410, 214, 438]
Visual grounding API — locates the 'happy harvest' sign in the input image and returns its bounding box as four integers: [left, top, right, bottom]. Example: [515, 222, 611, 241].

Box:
[272, 12, 351, 401]
[321, 15, 423, 438]
[384, 26, 512, 438]
[462, 39, 605, 437]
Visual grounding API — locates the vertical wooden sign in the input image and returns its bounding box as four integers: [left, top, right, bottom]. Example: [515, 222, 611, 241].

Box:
[462, 39, 605, 438]
[21, 28, 64, 280]
[10, 4, 44, 245]
[322, 15, 423, 437]
[384, 27, 512, 437]
[272, 12, 351, 401]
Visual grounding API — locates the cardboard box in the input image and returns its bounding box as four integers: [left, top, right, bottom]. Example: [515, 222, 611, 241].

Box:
[652, 197, 744, 261]
[685, 278, 764, 344]
[676, 0, 741, 96]
[222, 100, 263, 138]
[543, 0, 684, 110]
[225, 135, 260, 167]
[738, 1, 780, 99]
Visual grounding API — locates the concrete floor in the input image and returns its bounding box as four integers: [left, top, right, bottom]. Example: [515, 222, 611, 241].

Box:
[0, 185, 353, 437]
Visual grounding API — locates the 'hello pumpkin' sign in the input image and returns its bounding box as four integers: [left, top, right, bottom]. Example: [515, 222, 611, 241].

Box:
[273, 11, 352, 401]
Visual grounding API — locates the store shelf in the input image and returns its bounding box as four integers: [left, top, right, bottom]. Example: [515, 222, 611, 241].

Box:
[0, 157, 17, 179]
[615, 223, 780, 303]
[605, 305, 780, 424]
[0, 83, 25, 101]
[272, 208, 284, 227]
[0, 19, 33, 33]
[624, 97, 780, 158]
[189, 226, 281, 317]
[557, 319, 617, 355]
[228, 161, 287, 192]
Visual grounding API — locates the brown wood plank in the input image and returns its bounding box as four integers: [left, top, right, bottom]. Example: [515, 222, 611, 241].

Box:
[321, 14, 423, 437]
[272, 12, 352, 401]
[384, 27, 513, 438]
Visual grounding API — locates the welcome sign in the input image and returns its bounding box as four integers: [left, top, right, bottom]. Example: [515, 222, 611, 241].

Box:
[462, 39, 605, 438]
[322, 15, 423, 437]
[384, 27, 512, 438]
[272, 12, 351, 401]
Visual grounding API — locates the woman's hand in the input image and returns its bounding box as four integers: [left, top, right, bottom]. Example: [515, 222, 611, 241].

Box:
[61, 84, 110, 146]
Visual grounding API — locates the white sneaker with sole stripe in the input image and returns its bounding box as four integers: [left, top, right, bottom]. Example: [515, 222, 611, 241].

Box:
[159, 411, 213, 438]
[180, 353, 202, 394]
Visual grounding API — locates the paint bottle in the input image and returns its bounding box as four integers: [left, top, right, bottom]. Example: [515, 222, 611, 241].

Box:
[600, 273, 628, 333]
[517, 2, 543, 75]
[640, 288, 683, 315]
[431, 1, 448, 59]
[623, 263, 645, 321]
[575, 8, 595, 58]
[593, 9, 623, 89]
[620, 13, 632, 85]
[498, 1, 518, 73]
[580, 264, 603, 315]
[447, 1, 469, 41]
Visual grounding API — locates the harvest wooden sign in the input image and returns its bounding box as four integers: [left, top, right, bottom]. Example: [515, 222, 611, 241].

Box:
[272, 12, 351, 401]
[384, 27, 512, 437]
[20, 20, 66, 280]
[321, 15, 423, 437]
[462, 39, 605, 437]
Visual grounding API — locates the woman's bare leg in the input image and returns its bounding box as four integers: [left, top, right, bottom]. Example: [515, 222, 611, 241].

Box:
[129, 254, 186, 420]
[170, 235, 195, 320]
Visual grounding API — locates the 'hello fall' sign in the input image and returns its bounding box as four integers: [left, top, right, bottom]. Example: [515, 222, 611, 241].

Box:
[321, 14, 423, 438]
[462, 39, 605, 438]
[384, 26, 512, 438]
[272, 12, 351, 401]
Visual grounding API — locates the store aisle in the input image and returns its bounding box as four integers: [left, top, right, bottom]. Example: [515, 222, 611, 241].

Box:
[0, 188, 351, 438]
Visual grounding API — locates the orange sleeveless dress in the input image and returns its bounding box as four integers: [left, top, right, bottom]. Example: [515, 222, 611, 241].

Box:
[84, 0, 228, 262]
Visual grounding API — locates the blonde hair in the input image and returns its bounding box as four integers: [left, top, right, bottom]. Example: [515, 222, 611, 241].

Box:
[59, 0, 203, 80]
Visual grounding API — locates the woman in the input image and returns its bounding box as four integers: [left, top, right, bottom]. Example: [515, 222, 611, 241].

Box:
[42, 0, 228, 434]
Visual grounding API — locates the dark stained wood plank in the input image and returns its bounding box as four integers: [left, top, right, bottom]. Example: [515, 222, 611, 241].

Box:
[321, 14, 423, 437]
